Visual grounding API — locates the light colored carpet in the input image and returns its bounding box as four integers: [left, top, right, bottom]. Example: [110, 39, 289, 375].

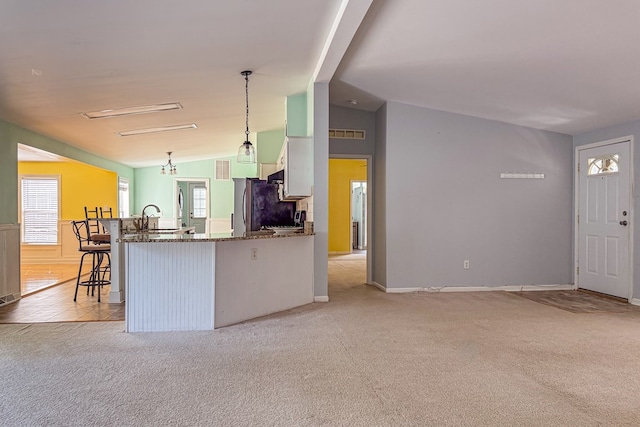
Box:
[2, 257, 640, 426]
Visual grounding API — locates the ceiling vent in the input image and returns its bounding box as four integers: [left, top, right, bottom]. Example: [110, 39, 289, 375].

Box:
[329, 128, 365, 140]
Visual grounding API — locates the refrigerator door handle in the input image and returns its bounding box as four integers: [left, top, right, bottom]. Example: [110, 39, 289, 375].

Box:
[242, 188, 247, 225]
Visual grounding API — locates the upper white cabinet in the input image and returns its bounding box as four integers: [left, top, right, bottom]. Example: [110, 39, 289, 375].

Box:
[278, 136, 312, 200]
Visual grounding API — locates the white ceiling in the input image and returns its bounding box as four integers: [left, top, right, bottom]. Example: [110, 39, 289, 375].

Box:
[4, 1, 640, 169]
[1, 0, 343, 167]
[331, 0, 640, 135]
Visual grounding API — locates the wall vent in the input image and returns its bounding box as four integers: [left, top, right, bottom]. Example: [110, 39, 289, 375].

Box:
[215, 160, 230, 180]
[329, 128, 366, 140]
[0, 293, 19, 307]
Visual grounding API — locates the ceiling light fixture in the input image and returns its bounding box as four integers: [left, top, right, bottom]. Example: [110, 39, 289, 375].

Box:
[161, 152, 177, 175]
[117, 123, 197, 137]
[82, 102, 183, 119]
[237, 70, 256, 164]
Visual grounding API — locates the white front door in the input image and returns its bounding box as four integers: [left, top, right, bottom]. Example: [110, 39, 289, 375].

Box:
[577, 140, 631, 298]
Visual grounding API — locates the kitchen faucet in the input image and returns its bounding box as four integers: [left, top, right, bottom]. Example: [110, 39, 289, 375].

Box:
[141, 204, 161, 231]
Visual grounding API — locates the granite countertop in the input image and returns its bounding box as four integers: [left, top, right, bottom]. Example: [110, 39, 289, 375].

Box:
[118, 231, 314, 243]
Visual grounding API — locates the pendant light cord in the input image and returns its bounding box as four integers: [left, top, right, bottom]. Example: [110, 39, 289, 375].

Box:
[243, 71, 252, 140]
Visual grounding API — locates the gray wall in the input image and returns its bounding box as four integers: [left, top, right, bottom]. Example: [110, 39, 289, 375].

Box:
[574, 121, 640, 300]
[312, 82, 330, 299]
[379, 101, 573, 289]
[329, 105, 376, 156]
[373, 104, 387, 286]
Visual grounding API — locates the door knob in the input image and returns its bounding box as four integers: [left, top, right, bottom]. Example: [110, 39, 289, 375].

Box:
[620, 220, 628, 226]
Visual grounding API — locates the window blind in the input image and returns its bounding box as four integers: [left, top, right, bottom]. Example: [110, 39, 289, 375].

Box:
[21, 178, 59, 244]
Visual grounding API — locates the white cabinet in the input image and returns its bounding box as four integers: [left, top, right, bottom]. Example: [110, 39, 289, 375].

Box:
[0, 224, 21, 305]
[278, 136, 312, 200]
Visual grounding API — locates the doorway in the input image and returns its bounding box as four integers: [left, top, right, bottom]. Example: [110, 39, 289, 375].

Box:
[328, 156, 372, 287]
[576, 136, 633, 299]
[9, 144, 123, 322]
[175, 178, 209, 233]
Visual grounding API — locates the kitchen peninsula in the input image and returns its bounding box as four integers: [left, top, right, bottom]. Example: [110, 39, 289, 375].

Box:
[120, 231, 314, 332]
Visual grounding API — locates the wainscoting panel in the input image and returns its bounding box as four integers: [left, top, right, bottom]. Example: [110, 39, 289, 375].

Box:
[209, 218, 232, 234]
[21, 220, 81, 264]
[0, 224, 21, 306]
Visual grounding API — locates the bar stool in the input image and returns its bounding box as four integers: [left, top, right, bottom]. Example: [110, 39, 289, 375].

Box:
[84, 206, 110, 244]
[70, 220, 111, 302]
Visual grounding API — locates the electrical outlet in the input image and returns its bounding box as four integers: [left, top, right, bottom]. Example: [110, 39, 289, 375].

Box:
[463, 260, 470, 269]
[251, 248, 258, 260]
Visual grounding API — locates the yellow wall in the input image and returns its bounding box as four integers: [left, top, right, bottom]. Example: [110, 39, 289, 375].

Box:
[18, 161, 118, 263]
[18, 161, 117, 220]
[328, 159, 367, 253]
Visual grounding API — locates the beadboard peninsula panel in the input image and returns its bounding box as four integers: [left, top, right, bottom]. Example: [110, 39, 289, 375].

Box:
[126, 242, 215, 332]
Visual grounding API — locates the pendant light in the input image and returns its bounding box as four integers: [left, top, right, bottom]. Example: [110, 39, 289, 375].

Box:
[160, 151, 177, 175]
[237, 70, 256, 164]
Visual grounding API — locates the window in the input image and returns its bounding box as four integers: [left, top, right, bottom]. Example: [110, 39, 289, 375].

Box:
[192, 187, 207, 218]
[20, 176, 59, 244]
[588, 154, 619, 176]
[118, 178, 130, 218]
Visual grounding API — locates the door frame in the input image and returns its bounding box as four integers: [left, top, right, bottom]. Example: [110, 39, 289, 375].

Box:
[173, 178, 210, 233]
[329, 154, 373, 285]
[574, 135, 634, 301]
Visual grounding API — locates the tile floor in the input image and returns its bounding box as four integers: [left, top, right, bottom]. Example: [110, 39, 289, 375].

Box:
[0, 263, 124, 323]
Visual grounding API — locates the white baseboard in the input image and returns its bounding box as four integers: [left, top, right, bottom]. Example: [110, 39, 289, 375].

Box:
[630, 298, 640, 306]
[368, 282, 386, 292]
[328, 251, 351, 255]
[371, 284, 575, 294]
[314, 296, 329, 302]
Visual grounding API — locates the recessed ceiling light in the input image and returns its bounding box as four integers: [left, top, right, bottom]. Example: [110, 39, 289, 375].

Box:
[82, 102, 183, 119]
[117, 123, 197, 137]
[347, 99, 358, 105]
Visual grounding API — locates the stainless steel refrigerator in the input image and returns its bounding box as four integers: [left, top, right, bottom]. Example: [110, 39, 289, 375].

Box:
[232, 178, 296, 233]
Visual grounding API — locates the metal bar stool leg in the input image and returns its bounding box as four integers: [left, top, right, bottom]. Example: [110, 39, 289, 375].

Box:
[74, 252, 89, 302]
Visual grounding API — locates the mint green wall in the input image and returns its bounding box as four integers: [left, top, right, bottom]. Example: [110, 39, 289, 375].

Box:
[0, 119, 134, 224]
[286, 93, 307, 136]
[133, 156, 258, 219]
[257, 129, 285, 164]
[0, 121, 18, 224]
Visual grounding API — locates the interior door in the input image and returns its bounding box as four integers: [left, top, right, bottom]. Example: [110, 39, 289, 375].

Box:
[578, 140, 631, 298]
[187, 182, 207, 233]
